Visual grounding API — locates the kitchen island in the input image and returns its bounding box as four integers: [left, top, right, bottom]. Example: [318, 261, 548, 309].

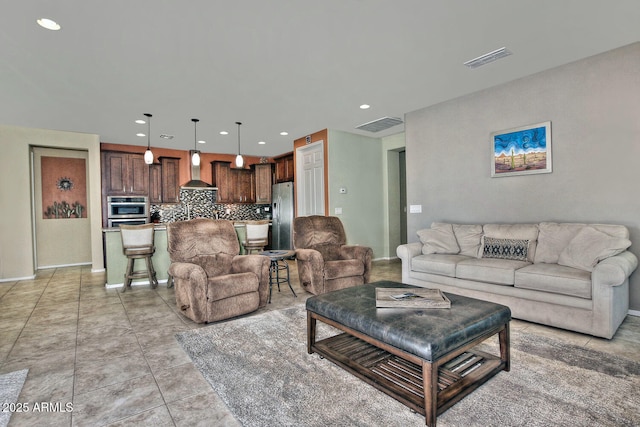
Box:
[103, 221, 270, 287]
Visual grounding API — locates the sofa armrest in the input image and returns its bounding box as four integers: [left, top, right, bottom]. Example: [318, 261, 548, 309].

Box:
[231, 255, 271, 307]
[397, 242, 422, 261]
[592, 250, 638, 287]
[168, 261, 207, 284]
[341, 245, 374, 282]
[295, 248, 325, 294]
[168, 262, 208, 317]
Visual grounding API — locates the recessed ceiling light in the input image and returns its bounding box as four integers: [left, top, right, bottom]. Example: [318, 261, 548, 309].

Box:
[220, 131, 229, 135]
[198, 140, 206, 144]
[280, 131, 288, 136]
[136, 133, 146, 137]
[258, 141, 266, 145]
[360, 104, 371, 109]
[36, 18, 61, 31]
[135, 119, 146, 124]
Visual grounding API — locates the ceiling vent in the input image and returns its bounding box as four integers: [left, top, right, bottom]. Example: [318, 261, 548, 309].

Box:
[464, 47, 512, 69]
[356, 116, 403, 133]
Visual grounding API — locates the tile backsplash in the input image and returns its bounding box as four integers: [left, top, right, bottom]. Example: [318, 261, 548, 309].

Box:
[150, 188, 269, 223]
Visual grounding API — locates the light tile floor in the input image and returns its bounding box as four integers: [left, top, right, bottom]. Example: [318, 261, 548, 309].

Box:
[1, 259, 638, 426]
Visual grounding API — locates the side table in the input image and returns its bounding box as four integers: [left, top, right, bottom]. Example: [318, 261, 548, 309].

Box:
[259, 250, 298, 303]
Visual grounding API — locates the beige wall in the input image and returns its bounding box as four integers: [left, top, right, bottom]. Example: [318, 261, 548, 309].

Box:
[404, 43, 640, 311]
[0, 125, 103, 280]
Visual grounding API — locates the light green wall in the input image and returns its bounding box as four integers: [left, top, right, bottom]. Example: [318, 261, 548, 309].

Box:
[0, 125, 104, 280]
[327, 130, 385, 258]
[381, 133, 405, 258]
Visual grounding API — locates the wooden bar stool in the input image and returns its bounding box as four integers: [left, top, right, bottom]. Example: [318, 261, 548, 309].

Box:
[242, 220, 270, 254]
[120, 223, 158, 292]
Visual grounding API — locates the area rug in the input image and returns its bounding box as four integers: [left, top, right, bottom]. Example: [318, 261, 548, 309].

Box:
[176, 306, 640, 427]
[0, 369, 28, 427]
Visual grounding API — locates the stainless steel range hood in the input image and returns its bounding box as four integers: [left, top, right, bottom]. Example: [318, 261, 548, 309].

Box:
[181, 154, 215, 189]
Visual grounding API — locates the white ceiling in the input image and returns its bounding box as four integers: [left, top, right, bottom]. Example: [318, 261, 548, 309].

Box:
[2, 1, 639, 157]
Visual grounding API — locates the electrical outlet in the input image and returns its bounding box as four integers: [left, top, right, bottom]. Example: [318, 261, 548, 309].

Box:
[335, 207, 343, 215]
[409, 204, 422, 214]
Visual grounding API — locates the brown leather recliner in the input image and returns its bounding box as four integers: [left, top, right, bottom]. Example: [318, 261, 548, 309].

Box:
[167, 219, 270, 323]
[293, 215, 373, 295]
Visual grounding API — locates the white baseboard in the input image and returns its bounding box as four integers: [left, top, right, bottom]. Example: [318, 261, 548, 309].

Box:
[0, 274, 36, 282]
[91, 268, 106, 273]
[373, 256, 399, 261]
[628, 309, 640, 317]
[105, 278, 169, 289]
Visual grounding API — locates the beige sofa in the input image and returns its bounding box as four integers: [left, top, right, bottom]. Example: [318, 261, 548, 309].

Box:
[397, 222, 637, 339]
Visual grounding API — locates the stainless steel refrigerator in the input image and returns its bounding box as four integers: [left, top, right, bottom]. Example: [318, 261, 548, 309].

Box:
[271, 182, 294, 250]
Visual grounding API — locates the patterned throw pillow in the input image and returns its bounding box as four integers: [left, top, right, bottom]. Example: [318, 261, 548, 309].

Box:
[482, 237, 529, 261]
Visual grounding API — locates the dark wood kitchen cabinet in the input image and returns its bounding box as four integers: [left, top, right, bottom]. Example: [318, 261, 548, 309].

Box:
[160, 157, 180, 203]
[211, 161, 232, 203]
[232, 168, 254, 203]
[274, 152, 294, 183]
[102, 151, 149, 196]
[149, 164, 162, 203]
[253, 163, 273, 204]
[211, 161, 256, 203]
[149, 157, 180, 203]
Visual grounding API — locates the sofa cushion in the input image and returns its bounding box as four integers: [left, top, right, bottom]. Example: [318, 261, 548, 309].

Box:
[310, 243, 342, 261]
[208, 272, 259, 301]
[325, 259, 365, 280]
[456, 258, 530, 285]
[534, 222, 585, 264]
[197, 254, 234, 277]
[452, 224, 483, 257]
[558, 226, 632, 272]
[482, 237, 529, 261]
[515, 263, 592, 299]
[482, 224, 539, 262]
[412, 254, 470, 277]
[418, 223, 460, 255]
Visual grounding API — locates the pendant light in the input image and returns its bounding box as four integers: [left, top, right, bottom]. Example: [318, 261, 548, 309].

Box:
[235, 121, 244, 168]
[143, 113, 154, 164]
[191, 118, 201, 166]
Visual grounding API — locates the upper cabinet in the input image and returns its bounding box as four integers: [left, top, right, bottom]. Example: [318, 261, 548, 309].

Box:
[253, 163, 273, 204]
[160, 157, 180, 203]
[212, 160, 271, 203]
[211, 161, 232, 203]
[102, 151, 149, 196]
[149, 157, 180, 204]
[274, 152, 294, 183]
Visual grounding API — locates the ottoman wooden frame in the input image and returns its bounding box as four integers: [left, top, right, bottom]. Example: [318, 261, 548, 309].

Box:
[306, 281, 510, 427]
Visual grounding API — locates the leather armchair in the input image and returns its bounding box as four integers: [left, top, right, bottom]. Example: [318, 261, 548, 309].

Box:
[167, 219, 270, 323]
[293, 215, 373, 295]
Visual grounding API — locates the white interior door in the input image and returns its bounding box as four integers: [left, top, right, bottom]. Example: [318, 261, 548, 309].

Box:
[32, 147, 92, 268]
[296, 141, 325, 216]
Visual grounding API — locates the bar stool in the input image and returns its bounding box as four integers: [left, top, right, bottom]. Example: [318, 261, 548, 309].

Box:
[120, 223, 158, 292]
[242, 220, 270, 254]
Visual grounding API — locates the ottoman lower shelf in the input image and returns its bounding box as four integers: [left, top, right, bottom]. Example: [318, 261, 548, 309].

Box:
[312, 332, 506, 417]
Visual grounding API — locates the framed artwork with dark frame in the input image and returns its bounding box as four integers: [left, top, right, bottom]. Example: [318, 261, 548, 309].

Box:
[491, 121, 552, 177]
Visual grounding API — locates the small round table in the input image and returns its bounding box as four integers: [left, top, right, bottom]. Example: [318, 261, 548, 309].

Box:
[260, 250, 297, 303]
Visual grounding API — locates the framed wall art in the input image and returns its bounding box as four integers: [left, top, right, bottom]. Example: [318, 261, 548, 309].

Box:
[491, 121, 551, 177]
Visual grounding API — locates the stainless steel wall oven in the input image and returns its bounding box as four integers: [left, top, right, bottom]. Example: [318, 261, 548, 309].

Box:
[107, 196, 149, 227]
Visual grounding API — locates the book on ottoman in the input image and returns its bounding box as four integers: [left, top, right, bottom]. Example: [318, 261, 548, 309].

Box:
[375, 287, 451, 309]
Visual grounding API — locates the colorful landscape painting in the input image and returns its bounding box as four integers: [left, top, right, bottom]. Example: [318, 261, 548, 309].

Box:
[491, 121, 552, 177]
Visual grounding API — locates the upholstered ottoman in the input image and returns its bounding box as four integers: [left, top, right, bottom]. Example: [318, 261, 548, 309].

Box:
[306, 281, 511, 427]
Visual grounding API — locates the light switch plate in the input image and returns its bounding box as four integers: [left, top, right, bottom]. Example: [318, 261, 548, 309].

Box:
[335, 207, 343, 215]
[409, 204, 422, 214]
